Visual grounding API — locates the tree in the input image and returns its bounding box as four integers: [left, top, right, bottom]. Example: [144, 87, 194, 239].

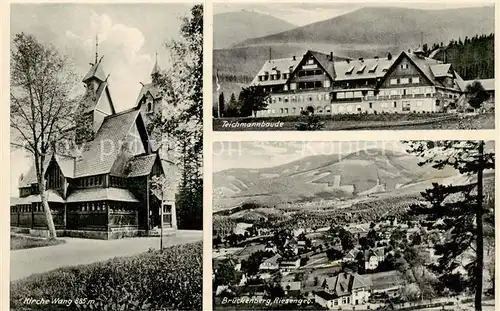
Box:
[225, 93, 240, 117]
[405, 140, 494, 310]
[10, 33, 78, 239]
[465, 80, 491, 109]
[149, 5, 203, 230]
[215, 259, 237, 287]
[218, 92, 225, 118]
[238, 85, 270, 117]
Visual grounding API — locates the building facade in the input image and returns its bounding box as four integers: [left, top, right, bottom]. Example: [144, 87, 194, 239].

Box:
[10, 53, 177, 239]
[251, 49, 464, 117]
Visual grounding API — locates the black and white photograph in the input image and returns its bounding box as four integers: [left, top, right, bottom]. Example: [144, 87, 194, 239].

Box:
[212, 141, 495, 310]
[212, 3, 495, 131]
[9, 3, 203, 310]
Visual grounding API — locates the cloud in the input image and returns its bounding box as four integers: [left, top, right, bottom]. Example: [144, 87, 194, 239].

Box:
[64, 11, 154, 110]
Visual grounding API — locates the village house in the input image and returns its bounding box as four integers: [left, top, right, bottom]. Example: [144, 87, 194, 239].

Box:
[10, 51, 176, 239]
[259, 254, 281, 271]
[364, 247, 386, 270]
[315, 272, 372, 309]
[279, 258, 301, 274]
[250, 48, 467, 117]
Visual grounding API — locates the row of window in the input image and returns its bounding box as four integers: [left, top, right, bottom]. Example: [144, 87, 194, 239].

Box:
[257, 72, 290, 82]
[271, 93, 330, 103]
[389, 76, 420, 85]
[11, 202, 58, 213]
[266, 106, 331, 115]
[337, 90, 375, 99]
[110, 176, 127, 188]
[379, 87, 435, 96]
[68, 201, 136, 213]
[77, 175, 104, 188]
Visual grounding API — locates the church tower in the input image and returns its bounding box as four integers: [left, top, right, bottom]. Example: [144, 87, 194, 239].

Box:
[75, 36, 115, 145]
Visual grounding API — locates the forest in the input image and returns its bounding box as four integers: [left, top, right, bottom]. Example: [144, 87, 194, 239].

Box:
[425, 33, 494, 80]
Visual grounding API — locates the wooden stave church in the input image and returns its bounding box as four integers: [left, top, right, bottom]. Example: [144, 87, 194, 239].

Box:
[10, 53, 177, 239]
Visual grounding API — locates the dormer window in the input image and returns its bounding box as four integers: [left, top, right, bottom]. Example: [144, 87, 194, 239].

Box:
[357, 64, 366, 74]
[369, 64, 378, 73]
[346, 66, 354, 74]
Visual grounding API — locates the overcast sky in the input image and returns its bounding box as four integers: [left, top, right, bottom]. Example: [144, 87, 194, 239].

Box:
[214, 2, 494, 26]
[213, 141, 408, 172]
[10, 3, 195, 197]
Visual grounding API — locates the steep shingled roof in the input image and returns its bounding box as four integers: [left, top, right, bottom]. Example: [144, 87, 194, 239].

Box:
[127, 154, 158, 177]
[82, 62, 107, 83]
[74, 108, 142, 177]
[66, 187, 139, 203]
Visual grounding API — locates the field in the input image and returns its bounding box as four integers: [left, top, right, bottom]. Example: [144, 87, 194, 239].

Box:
[213, 113, 495, 131]
[11, 234, 65, 250]
[11, 242, 202, 311]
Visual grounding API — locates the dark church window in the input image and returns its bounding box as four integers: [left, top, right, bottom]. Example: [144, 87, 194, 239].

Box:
[147, 101, 153, 113]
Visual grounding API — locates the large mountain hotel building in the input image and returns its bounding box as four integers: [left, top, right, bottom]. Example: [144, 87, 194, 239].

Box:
[250, 49, 480, 117]
[10, 53, 177, 239]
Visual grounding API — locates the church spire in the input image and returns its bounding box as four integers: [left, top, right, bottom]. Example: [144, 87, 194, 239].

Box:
[95, 34, 99, 65]
[83, 34, 106, 83]
[151, 51, 161, 76]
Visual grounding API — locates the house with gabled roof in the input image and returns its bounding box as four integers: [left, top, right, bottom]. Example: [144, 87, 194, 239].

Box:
[250, 48, 468, 117]
[315, 272, 372, 309]
[10, 50, 177, 239]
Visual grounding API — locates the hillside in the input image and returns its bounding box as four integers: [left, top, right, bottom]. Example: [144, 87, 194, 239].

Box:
[214, 11, 296, 49]
[213, 149, 458, 211]
[213, 6, 494, 102]
[237, 6, 494, 48]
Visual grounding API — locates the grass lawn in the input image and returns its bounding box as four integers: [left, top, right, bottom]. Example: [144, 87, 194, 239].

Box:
[11, 235, 65, 250]
[11, 241, 202, 310]
[213, 113, 495, 131]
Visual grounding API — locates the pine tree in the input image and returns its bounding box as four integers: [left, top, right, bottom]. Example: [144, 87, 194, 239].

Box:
[218, 92, 225, 118]
[405, 140, 495, 310]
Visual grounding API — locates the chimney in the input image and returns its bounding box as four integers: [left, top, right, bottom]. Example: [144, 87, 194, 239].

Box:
[292, 55, 296, 61]
[359, 57, 364, 62]
[374, 56, 379, 60]
[330, 52, 333, 61]
[346, 59, 350, 64]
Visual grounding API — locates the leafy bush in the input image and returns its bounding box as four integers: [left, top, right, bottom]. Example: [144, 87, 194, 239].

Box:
[11, 242, 202, 310]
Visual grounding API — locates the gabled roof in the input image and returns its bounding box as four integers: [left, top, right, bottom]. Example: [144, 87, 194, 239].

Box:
[323, 272, 371, 297]
[54, 154, 75, 178]
[136, 83, 163, 106]
[19, 156, 52, 188]
[250, 57, 301, 87]
[457, 78, 495, 92]
[66, 187, 139, 203]
[78, 81, 116, 115]
[334, 57, 394, 81]
[308, 50, 337, 80]
[127, 154, 159, 177]
[82, 62, 107, 83]
[74, 108, 143, 177]
[430, 64, 452, 78]
[14, 190, 64, 204]
[262, 254, 281, 266]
